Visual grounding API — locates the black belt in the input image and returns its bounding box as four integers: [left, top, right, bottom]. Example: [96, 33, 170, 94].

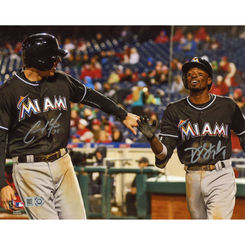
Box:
[185, 162, 225, 171]
[16, 148, 68, 163]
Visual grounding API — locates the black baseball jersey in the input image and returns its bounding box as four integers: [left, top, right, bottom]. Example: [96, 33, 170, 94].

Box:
[156, 94, 245, 166]
[0, 70, 127, 157]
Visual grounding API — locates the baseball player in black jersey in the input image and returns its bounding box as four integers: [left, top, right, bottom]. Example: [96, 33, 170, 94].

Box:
[138, 57, 245, 219]
[0, 33, 139, 219]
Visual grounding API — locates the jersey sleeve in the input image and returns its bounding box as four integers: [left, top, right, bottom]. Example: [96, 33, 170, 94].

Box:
[231, 102, 245, 152]
[0, 88, 11, 131]
[64, 73, 87, 103]
[155, 103, 178, 167]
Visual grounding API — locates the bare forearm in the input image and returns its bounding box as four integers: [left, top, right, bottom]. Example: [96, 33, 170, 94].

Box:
[149, 136, 167, 160]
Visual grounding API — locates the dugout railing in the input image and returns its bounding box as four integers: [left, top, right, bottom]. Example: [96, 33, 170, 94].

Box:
[74, 166, 162, 219]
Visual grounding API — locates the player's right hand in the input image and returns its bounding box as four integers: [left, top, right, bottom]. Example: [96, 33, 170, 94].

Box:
[0, 185, 17, 210]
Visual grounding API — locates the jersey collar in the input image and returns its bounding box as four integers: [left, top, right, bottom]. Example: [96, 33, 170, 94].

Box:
[186, 94, 216, 110]
[15, 73, 40, 87]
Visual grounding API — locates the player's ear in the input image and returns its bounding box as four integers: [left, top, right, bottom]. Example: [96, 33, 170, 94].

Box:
[207, 77, 212, 86]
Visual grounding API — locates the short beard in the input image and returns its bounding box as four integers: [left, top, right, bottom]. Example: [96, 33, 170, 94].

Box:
[189, 86, 207, 92]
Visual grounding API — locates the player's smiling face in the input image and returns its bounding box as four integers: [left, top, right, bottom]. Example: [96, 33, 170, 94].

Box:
[186, 67, 212, 91]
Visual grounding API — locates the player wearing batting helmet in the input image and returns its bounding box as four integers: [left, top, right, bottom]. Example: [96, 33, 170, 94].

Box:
[0, 33, 139, 219]
[138, 56, 245, 219]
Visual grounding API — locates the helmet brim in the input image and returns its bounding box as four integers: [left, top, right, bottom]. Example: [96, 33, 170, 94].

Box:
[57, 48, 68, 58]
[182, 62, 213, 78]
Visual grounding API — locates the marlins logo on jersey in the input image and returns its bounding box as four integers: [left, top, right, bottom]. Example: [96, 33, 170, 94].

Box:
[178, 119, 229, 141]
[17, 95, 68, 121]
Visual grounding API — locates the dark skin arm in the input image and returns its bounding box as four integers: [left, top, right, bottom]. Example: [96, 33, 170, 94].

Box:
[137, 116, 167, 160]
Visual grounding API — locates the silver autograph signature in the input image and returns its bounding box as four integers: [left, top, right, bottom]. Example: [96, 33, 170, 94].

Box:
[23, 113, 62, 144]
[184, 140, 227, 164]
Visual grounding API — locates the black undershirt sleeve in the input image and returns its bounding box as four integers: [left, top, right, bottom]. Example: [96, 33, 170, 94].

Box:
[0, 130, 8, 190]
[81, 88, 128, 121]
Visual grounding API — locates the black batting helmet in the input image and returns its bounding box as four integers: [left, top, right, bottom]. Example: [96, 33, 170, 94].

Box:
[22, 33, 68, 71]
[182, 57, 213, 90]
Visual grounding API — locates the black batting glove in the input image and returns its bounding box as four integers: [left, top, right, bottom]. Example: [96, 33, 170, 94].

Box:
[137, 116, 158, 141]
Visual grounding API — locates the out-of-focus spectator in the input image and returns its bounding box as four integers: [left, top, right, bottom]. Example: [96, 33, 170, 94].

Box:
[146, 57, 155, 72]
[96, 130, 112, 143]
[232, 88, 244, 108]
[91, 119, 102, 142]
[171, 75, 185, 94]
[172, 27, 185, 42]
[155, 30, 169, 44]
[171, 58, 182, 74]
[121, 67, 138, 82]
[77, 38, 87, 52]
[80, 62, 102, 80]
[95, 32, 104, 44]
[210, 75, 229, 96]
[107, 70, 120, 84]
[129, 47, 140, 65]
[219, 56, 238, 87]
[194, 27, 208, 41]
[178, 32, 197, 57]
[81, 53, 90, 66]
[83, 76, 94, 89]
[64, 38, 75, 57]
[75, 119, 94, 143]
[70, 108, 80, 136]
[130, 81, 147, 115]
[112, 126, 124, 142]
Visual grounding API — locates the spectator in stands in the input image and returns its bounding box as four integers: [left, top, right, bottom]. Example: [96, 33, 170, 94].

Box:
[146, 57, 155, 72]
[112, 126, 124, 142]
[125, 157, 152, 216]
[96, 130, 112, 143]
[178, 32, 197, 57]
[107, 70, 120, 84]
[219, 56, 238, 87]
[171, 75, 185, 94]
[95, 32, 104, 44]
[194, 27, 208, 42]
[172, 27, 185, 43]
[81, 53, 90, 66]
[77, 38, 87, 53]
[130, 81, 147, 115]
[63, 38, 75, 57]
[91, 119, 102, 142]
[121, 67, 138, 82]
[150, 61, 168, 85]
[129, 47, 140, 65]
[210, 75, 229, 96]
[171, 58, 182, 75]
[74, 119, 94, 143]
[232, 88, 244, 109]
[83, 76, 94, 89]
[154, 30, 169, 44]
[70, 108, 80, 136]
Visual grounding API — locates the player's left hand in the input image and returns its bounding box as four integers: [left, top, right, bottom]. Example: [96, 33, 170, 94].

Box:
[122, 113, 140, 135]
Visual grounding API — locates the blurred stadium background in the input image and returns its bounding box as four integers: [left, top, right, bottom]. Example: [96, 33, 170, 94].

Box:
[1, 25, 245, 219]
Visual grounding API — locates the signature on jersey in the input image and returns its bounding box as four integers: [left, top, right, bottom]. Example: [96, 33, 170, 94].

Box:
[23, 113, 62, 144]
[184, 140, 227, 164]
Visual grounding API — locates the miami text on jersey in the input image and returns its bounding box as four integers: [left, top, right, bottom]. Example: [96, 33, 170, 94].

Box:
[17, 95, 68, 121]
[179, 120, 229, 140]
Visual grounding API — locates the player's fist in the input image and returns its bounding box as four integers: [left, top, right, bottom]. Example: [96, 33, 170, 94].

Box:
[0, 185, 17, 210]
[137, 116, 158, 141]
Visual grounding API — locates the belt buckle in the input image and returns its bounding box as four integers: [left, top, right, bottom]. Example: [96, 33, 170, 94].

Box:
[42, 151, 59, 161]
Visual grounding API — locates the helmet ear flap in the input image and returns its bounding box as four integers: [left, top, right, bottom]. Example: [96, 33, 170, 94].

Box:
[182, 74, 188, 89]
